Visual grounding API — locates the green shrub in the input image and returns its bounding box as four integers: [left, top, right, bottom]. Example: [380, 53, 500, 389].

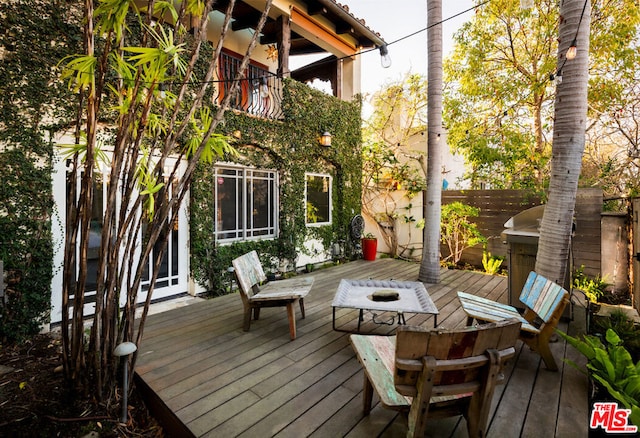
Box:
[440, 202, 487, 264]
[482, 250, 504, 275]
[573, 265, 609, 303]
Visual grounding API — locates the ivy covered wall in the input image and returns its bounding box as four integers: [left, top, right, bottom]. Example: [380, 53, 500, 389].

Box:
[0, 0, 82, 340]
[191, 79, 363, 294]
[0, 1, 364, 338]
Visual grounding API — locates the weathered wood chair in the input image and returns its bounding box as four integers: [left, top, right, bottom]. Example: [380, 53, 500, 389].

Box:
[457, 270, 569, 371]
[350, 319, 521, 438]
[231, 251, 313, 340]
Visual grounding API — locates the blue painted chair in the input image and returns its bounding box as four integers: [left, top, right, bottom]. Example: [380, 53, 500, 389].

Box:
[457, 271, 569, 371]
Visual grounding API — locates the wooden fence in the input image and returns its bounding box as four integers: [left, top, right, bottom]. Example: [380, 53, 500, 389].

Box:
[441, 188, 603, 277]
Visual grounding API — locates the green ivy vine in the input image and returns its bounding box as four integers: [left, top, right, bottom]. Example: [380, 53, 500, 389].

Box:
[1, 1, 364, 337]
[190, 80, 363, 293]
[0, 0, 82, 341]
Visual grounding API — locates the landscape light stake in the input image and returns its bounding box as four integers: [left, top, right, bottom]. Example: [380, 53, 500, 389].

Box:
[113, 342, 138, 424]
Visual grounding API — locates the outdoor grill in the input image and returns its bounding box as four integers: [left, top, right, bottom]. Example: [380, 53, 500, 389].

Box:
[501, 205, 572, 314]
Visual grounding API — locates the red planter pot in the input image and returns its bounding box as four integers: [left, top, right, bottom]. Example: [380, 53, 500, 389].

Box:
[361, 238, 377, 261]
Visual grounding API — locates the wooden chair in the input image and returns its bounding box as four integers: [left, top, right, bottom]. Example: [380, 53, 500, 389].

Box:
[350, 319, 521, 438]
[231, 251, 313, 340]
[457, 271, 569, 371]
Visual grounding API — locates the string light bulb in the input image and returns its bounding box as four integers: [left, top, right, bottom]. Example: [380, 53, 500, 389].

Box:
[378, 44, 392, 68]
[566, 39, 577, 60]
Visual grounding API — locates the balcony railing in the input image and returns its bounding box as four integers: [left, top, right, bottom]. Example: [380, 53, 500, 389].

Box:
[219, 75, 284, 120]
[217, 53, 284, 120]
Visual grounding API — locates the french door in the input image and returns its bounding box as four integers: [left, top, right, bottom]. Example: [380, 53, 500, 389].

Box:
[50, 155, 188, 324]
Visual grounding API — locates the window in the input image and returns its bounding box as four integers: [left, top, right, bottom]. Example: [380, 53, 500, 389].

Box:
[305, 173, 332, 226]
[214, 166, 278, 242]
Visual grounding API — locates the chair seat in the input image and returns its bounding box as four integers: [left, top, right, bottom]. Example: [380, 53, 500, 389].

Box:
[457, 291, 540, 333]
[250, 277, 314, 302]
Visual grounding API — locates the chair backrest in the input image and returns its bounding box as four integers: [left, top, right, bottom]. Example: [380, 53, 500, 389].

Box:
[394, 319, 522, 397]
[519, 271, 568, 323]
[232, 250, 267, 297]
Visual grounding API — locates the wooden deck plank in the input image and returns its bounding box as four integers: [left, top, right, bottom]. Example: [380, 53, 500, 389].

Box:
[556, 304, 590, 437]
[486, 343, 541, 436]
[169, 354, 295, 415]
[343, 402, 401, 438]
[135, 259, 589, 437]
[307, 394, 370, 438]
[203, 348, 359, 437]
[254, 363, 364, 438]
[519, 323, 568, 437]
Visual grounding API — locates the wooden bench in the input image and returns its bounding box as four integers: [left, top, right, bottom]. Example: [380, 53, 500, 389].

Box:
[232, 251, 314, 340]
[457, 270, 569, 371]
[350, 319, 521, 438]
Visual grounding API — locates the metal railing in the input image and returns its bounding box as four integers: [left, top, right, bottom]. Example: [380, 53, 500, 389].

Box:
[217, 53, 284, 120]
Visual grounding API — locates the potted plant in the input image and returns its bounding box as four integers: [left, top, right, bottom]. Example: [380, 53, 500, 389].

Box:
[361, 232, 377, 261]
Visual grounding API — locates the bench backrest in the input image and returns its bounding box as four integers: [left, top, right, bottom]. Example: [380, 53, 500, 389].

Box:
[519, 271, 568, 323]
[232, 250, 267, 297]
[394, 319, 521, 397]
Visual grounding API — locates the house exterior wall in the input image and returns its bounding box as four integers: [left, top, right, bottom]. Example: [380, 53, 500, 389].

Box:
[3, 0, 380, 333]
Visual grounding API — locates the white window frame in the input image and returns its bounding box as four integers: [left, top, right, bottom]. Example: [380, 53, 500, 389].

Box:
[214, 165, 279, 243]
[305, 172, 332, 227]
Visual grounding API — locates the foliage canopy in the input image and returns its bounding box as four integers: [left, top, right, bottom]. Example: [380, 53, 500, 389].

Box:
[445, 0, 640, 195]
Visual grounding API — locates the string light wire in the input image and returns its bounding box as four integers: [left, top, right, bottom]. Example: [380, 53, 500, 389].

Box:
[141, 0, 589, 123]
[151, 1, 492, 87]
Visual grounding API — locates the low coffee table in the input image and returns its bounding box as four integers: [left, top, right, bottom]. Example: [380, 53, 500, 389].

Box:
[331, 279, 439, 332]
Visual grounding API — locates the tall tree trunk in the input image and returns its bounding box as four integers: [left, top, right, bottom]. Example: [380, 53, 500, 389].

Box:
[535, 0, 591, 286]
[418, 0, 443, 283]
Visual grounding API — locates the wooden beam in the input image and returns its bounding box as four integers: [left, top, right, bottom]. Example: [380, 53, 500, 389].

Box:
[231, 12, 263, 31]
[307, 5, 328, 16]
[276, 15, 290, 77]
[290, 7, 356, 57]
[335, 23, 355, 35]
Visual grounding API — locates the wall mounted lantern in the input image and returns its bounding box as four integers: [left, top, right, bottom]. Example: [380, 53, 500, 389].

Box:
[319, 131, 332, 147]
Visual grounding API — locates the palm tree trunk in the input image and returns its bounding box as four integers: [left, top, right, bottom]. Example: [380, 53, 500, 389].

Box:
[535, 0, 591, 286]
[418, 0, 443, 283]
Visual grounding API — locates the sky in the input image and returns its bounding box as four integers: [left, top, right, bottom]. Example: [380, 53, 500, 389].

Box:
[337, 0, 475, 95]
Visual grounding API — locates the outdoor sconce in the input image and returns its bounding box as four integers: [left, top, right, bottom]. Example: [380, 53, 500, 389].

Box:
[319, 131, 332, 147]
[114, 341, 138, 424]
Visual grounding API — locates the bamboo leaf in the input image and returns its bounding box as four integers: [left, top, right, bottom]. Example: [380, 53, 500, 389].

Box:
[153, 1, 179, 24]
[95, 0, 132, 41]
[59, 55, 97, 93]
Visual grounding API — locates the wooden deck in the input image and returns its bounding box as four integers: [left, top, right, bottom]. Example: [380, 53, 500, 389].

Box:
[135, 259, 589, 437]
